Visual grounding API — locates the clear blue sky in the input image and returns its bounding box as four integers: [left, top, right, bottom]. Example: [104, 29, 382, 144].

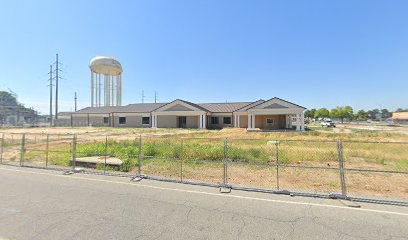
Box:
[1, 0, 407, 114]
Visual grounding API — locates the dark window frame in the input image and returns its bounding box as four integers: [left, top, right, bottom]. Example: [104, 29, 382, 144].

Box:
[223, 117, 232, 125]
[210, 117, 219, 124]
[103, 117, 109, 124]
[119, 117, 126, 125]
[142, 117, 150, 125]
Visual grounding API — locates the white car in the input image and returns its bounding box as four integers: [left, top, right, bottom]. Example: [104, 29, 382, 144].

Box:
[321, 120, 336, 127]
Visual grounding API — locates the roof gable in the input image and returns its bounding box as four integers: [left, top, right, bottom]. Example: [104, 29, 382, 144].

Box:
[249, 97, 306, 110]
[264, 103, 288, 109]
[153, 99, 207, 112]
[235, 99, 265, 112]
[165, 104, 194, 111]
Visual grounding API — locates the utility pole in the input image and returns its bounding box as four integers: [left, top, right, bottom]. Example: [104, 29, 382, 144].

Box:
[55, 53, 59, 119]
[48, 65, 53, 126]
[142, 90, 145, 103]
[154, 91, 157, 103]
[74, 92, 77, 112]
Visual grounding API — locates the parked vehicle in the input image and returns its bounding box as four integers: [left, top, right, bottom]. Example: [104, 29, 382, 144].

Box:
[321, 120, 336, 127]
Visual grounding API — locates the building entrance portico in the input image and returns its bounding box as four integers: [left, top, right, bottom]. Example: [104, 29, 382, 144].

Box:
[151, 99, 207, 129]
[243, 98, 305, 131]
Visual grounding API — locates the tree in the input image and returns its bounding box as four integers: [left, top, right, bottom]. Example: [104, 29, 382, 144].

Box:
[0, 91, 18, 106]
[330, 106, 353, 123]
[314, 108, 329, 119]
[355, 110, 368, 121]
[395, 108, 408, 112]
[0, 90, 38, 124]
[367, 109, 380, 119]
[380, 109, 391, 119]
[343, 106, 354, 120]
[329, 108, 339, 119]
[304, 109, 316, 119]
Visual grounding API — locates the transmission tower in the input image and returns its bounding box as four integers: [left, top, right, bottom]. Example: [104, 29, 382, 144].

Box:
[74, 92, 77, 112]
[53, 54, 63, 119]
[48, 65, 53, 126]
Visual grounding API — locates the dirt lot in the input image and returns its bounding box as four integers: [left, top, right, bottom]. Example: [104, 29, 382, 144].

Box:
[1, 123, 408, 201]
[1, 122, 408, 141]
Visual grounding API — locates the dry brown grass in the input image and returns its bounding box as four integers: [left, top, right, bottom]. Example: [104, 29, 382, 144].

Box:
[2, 124, 408, 200]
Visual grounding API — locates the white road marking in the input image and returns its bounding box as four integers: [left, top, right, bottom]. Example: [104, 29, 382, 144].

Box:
[1, 166, 408, 217]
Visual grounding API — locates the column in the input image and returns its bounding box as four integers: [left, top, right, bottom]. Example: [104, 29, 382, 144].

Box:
[296, 113, 300, 131]
[104, 74, 107, 106]
[289, 115, 293, 128]
[301, 112, 305, 131]
[151, 115, 157, 128]
[107, 75, 111, 106]
[111, 75, 114, 106]
[234, 115, 237, 127]
[152, 115, 155, 128]
[96, 74, 99, 107]
[203, 114, 206, 129]
[98, 74, 101, 107]
[199, 115, 203, 129]
[117, 74, 121, 106]
[91, 71, 94, 107]
[252, 114, 256, 129]
[238, 115, 240, 128]
[248, 115, 251, 129]
[119, 74, 122, 106]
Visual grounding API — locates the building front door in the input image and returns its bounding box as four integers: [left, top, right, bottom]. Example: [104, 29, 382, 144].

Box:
[178, 116, 187, 128]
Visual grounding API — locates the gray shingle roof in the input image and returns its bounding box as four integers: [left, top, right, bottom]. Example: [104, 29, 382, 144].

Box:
[235, 99, 265, 112]
[75, 106, 122, 114]
[198, 102, 253, 113]
[117, 103, 166, 113]
[75, 103, 165, 114]
[74, 98, 300, 114]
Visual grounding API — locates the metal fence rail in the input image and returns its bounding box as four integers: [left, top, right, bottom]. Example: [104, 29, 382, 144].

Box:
[1, 132, 407, 206]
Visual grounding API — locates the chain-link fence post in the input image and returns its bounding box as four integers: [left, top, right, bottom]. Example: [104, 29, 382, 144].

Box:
[45, 134, 49, 168]
[0, 133, 4, 164]
[104, 135, 108, 175]
[71, 134, 77, 171]
[180, 139, 183, 182]
[276, 141, 280, 191]
[223, 138, 228, 187]
[137, 134, 142, 177]
[337, 140, 347, 196]
[20, 133, 26, 167]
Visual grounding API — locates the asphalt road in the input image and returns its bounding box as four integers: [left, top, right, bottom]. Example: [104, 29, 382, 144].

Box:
[0, 165, 408, 240]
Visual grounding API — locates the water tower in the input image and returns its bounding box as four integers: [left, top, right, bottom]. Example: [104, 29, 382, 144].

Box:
[90, 56, 123, 107]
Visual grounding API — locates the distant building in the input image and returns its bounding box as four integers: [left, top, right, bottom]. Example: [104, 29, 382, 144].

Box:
[71, 98, 307, 131]
[70, 56, 307, 131]
[390, 112, 408, 124]
[54, 112, 73, 126]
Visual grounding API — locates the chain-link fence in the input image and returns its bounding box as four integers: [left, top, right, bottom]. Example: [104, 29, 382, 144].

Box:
[1, 132, 408, 205]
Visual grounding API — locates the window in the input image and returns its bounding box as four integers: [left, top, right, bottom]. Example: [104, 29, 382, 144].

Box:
[119, 117, 126, 125]
[266, 118, 274, 126]
[211, 117, 219, 124]
[142, 117, 150, 125]
[103, 117, 109, 124]
[223, 117, 231, 125]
